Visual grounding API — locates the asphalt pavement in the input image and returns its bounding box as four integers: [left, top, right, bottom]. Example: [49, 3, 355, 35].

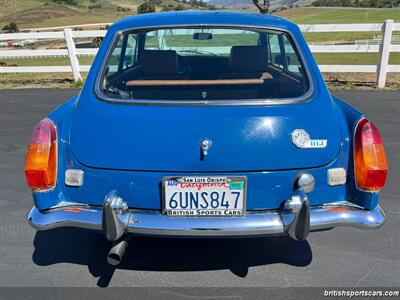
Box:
[0, 89, 399, 288]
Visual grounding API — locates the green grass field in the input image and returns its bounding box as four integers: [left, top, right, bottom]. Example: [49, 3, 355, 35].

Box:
[314, 52, 400, 65]
[303, 32, 380, 43]
[278, 7, 400, 24]
[279, 7, 400, 43]
[3, 56, 94, 66]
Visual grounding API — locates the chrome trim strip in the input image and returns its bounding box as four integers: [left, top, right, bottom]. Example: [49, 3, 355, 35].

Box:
[94, 24, 315, 106]
[28, 202, 386, 237]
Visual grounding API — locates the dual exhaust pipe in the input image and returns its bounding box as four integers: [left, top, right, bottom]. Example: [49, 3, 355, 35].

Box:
[102, 190, 131, 266]
[102, 173, 315, 265]
[107, 236, 130, 266]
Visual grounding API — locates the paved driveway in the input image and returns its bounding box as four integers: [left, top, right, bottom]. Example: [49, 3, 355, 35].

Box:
[0, 89, 398, 288]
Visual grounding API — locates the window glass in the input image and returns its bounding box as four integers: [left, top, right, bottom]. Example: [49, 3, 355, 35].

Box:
[282, 35, 302, 75]
[106, 37, 122, 76]
[99, 27, 309, 102]
[106, 33, 138, 75]
[144, 28, 259, 56]
[123, 34, 138, 69]
[268, 34, 281, 67]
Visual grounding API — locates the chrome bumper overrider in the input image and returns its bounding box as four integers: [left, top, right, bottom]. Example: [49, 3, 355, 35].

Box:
[28, 201, 386, 238]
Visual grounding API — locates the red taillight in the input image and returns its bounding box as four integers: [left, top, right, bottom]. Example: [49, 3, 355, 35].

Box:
[354, 118, 388, 191]
[24, 118, 57, 190]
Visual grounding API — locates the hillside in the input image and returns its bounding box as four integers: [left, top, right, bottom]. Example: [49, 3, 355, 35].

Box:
[207, 0, 253, 8]
[208, 0, 314, 9]
[0, 0, 316, 29]
[0, 0, 215, 29]
[0, 0, 121, 28]
[279, 7, 400, 23]
[1, 0, 400, 29]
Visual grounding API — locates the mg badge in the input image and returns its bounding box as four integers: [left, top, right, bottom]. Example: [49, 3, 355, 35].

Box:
[199, 138, 212, 159]
[292, 129, 310, 148]
[292, 129, 327, 149]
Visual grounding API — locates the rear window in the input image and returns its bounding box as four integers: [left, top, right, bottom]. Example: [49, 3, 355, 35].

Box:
[98, 27, 310, 102]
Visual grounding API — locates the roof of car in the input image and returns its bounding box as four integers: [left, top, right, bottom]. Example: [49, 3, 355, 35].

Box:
[110, 10, 298, 32]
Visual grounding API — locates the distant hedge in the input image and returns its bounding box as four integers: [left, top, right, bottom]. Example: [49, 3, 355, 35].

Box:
[1, 22, 19, 33]
[137, 1, 156, 14]
[51, 0, 77, 5]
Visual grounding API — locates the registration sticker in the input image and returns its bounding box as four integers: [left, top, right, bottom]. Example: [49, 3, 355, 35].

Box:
[229, 181, 244, 190]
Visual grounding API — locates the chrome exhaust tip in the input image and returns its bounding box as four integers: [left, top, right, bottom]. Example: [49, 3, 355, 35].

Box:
[107, 237, 129, 266]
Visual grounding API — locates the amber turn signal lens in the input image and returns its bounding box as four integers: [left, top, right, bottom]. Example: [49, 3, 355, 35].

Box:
[354, 118, 388, 191]
[25, 119, 57, 190]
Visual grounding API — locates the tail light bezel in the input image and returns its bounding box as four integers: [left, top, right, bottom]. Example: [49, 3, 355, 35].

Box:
[353, 117, 388, 192]
[24, 118, 58, 191]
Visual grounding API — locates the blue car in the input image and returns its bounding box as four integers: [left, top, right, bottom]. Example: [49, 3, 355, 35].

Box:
[26, 11, 388, 265]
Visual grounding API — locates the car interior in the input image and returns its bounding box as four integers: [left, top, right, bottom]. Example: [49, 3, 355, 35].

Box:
[102, 29, 309, 101]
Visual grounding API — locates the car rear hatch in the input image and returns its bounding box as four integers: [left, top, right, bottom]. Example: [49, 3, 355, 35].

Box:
[69, 95, 342, 172]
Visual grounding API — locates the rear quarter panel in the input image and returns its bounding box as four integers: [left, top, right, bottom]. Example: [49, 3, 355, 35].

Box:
[333, 96, 380, 209]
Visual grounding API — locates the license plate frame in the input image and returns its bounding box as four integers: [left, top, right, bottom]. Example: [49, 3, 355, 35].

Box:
[162, 176, 247, 217]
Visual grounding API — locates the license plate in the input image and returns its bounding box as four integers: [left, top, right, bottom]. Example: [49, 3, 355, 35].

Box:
[163, 176, 246, 217]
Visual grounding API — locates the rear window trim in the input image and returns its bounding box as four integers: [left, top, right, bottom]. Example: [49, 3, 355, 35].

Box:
[94, 24, 315, 106]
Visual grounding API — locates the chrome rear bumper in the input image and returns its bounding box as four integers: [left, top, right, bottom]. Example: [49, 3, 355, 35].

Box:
[28, 201, 385, 237]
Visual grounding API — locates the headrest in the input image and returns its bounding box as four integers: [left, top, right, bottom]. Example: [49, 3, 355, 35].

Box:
[229, 46, 268, 73]
[141, 50, 179, 76]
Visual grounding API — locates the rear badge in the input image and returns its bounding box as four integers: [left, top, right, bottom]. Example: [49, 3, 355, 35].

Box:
[292, 129, 327, 149]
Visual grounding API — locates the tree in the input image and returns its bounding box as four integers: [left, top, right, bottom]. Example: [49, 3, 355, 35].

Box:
[137, 1, 156, 14]
[174, 4, 185, 10]
[51, 0, 76, 4]
[1, 22, 19, 33]
[92, 37, 103, 48]
[252, 0, 270, 14]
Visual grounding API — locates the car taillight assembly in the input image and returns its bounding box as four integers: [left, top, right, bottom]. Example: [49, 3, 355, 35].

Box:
[354, 118, 388, 191]
[25, 118, 57, 190]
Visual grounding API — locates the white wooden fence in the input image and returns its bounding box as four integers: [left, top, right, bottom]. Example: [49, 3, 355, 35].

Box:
[299, 20, 400, 88]
[0, 20, 399, 88]
[0, 28, 106, 82]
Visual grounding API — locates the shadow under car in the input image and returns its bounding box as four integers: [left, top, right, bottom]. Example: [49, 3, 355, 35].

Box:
[32, 228, 313, 287]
